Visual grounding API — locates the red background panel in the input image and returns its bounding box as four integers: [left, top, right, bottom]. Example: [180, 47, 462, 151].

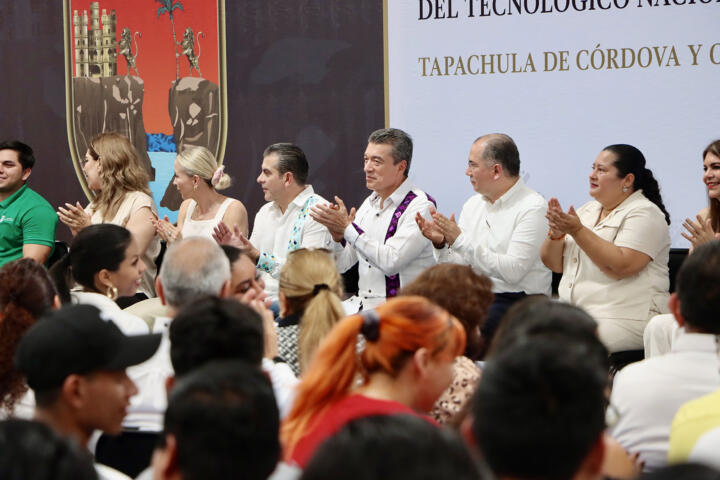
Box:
[69, 0, 220, 134]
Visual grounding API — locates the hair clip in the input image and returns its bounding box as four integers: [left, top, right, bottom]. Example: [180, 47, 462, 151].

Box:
[211, 165, 225, 186]
[360, 309, 381, 342]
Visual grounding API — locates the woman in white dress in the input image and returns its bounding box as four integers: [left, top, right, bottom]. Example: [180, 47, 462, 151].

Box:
[153, 146, 248, 242]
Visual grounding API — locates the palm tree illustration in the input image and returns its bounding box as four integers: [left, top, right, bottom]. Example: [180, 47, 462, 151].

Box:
[156, 0, 184, 82]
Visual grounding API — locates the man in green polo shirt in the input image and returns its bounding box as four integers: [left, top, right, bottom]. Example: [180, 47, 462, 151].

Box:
[0, 140, 57, 267]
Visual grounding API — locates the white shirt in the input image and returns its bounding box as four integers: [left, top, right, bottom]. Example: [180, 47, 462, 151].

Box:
[609, 331, 720, 471]
[261, 357, 299, 419]
[95, 463, 132, 480]
[249, 185, 332, 298]
[689, 427, 720, 469]
[180, 197, 234, 240]
[434, 178, 550, 295]
[335, 178, 436, 309]
[559, 190, 670, 321]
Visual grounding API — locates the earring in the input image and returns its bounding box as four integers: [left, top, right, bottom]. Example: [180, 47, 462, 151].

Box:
[106, 285, 118, 300]
[622, 186, 629, 193]
[193, 184, 198, 191]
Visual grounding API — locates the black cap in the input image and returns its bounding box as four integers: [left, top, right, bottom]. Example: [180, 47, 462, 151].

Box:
[14, 304, 162, 391]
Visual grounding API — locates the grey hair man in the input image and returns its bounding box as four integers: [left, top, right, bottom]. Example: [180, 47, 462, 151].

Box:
[417, 133, 551, 346]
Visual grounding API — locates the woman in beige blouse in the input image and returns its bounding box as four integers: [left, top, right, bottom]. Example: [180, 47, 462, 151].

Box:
[58, 132, 159, 298]
[540, 144, 671, 353]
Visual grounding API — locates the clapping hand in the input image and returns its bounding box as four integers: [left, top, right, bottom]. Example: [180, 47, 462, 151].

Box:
[310, 196, 356, 242]
[416, 206, 446, 247]
[152, 215, 181, 244]
[57, 202, 91, 235]
[430, 208, 461, 246]
[546, 197, 582, 236]
[681, 215, 720, 249]
[212, 221, 260, 261]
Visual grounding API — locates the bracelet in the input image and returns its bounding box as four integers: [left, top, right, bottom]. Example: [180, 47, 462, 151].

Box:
[548, 229, 565, 241]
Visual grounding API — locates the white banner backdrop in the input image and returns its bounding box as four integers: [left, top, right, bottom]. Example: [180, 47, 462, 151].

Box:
[387, 0, 720, 246]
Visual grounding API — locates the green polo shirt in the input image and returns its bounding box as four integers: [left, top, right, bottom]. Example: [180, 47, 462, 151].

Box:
[0, 183, 58, 267]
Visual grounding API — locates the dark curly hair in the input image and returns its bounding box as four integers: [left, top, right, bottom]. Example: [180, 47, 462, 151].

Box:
[0, 259, 57, 413]
[400, 264, 493, 359]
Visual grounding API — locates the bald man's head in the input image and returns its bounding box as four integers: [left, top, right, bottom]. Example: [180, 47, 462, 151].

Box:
[157, 237, 231, 309]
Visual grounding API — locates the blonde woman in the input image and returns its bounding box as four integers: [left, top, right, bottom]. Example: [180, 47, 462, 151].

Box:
[57, 132, 160, 298]
[277, 248, 345, 376]
[153, 146, 248, 242]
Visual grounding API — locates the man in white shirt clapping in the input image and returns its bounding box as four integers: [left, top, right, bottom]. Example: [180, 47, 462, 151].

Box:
[310, 128, 436, 311]
[417, 133, 551, 347]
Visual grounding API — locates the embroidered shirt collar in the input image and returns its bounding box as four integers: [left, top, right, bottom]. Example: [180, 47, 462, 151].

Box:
[369, 177, 414, 209]
[0, 183, 28, 208]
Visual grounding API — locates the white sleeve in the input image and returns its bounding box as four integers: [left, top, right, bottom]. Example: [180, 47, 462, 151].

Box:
[344, 196, 433, 276]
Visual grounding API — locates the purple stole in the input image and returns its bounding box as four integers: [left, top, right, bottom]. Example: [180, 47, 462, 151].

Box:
[352, 191, 436, 299]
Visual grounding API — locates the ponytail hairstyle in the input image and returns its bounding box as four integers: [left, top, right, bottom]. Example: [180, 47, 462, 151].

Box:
[87, 132, 151, 221]
[604, 144, 671, 225]
[50, 224, 132, 304]
[703, 140, 720, 232]
[281, 296, 466, 458]
[0, 259, 57, 413]
[279, 249, 345, 372]
[176, 146, 231, 190]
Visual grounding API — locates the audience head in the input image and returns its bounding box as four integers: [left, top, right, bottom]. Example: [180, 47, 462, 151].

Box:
[258, 144, 309, 205]
[0, 259, 57, 414]
[169, 297, 264, 377]
[302, 414, 485, 480]
[84, 132, 150, 218]
[472, 133, 520, 178]
[0, 419, 98, 480]
[14, 304, 160, 441]
[489, 297, 601, 359]
[0, 139, 35, 170]
[282, 296, 466, 454]
[50, 224, 145, 304]
[671, 240, 720, 333]
[153, 361, 280, 480]
[472, 336, 608, 480]
[702, 139, 720, 230]
[401, 264, 493, 360]
[174, 146, 231, 193]
[367, 127, 413, 177]
[601, 144, 670, 224]
[279, 248, 345, 371]
[157, 237, 231, 311]
[221, 245, 265, 301]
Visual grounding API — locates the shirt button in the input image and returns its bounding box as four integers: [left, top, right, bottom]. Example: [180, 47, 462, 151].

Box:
[368, 289, 372, 293]
[568, 283, 573, 288]
[572, 258, 578, 263]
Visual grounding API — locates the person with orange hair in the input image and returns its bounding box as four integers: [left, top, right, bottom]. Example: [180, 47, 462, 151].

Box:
[281, 296, 466, 468]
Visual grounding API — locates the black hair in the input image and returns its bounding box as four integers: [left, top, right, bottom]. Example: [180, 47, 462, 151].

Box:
[472, 336, 608, 480]
[302, 414, 486, 480]
[263, 143, 309, 185]
[675, 240, 720, 333]
[368, 128, 413, 177]
[488, 297, 600, 359]
[49, 224, 131, 304]
[604, 144, 671, 225]
[0, 419, 98, 480]
[169, 296, 264, 376]
[162, 361, 279, 480]
[478, 133, 520, 177]
[0, 140, 36, 169]
[641, 463, 720, 480]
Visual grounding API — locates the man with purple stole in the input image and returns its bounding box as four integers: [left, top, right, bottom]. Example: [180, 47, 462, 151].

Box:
[311, 128, 436, 311]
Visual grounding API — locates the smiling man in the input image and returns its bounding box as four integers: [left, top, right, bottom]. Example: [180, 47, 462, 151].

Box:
[0, 140, 57, 267]
[417, 133, 550, 345]
[311, 128, 436, 310]
[214, 143, 331, 300]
